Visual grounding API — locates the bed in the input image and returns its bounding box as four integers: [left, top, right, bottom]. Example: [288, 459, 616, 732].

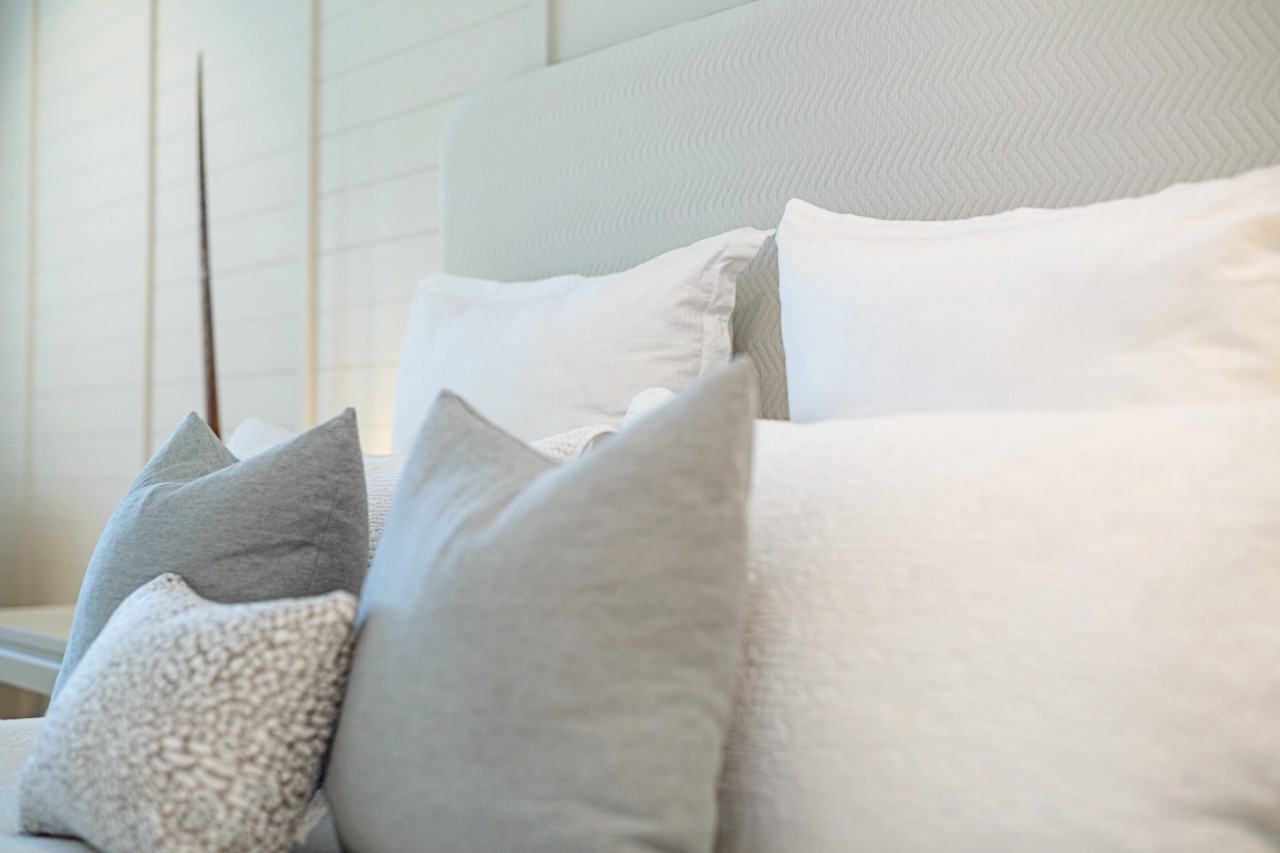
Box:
[1, 0, 1278, 850]
[441, 0, 1280, 419]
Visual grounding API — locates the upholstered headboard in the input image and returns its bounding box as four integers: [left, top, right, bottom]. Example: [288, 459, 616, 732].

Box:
[440, 0, 1280, 418]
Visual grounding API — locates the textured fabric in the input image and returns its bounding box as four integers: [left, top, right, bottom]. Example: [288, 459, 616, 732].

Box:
[0, 722, 91, 851]
[717, 405, 1280, 852]
[0, 720, 40, 837]
[20, 575, 356, 853]
[440, 0, 1280, 419]
[226, 416, 617, 567]
[778, 168, 1280, 421]
[54, 411, 368, 696]
[326, 361, 757, 853]
[390, 228, 768, 449]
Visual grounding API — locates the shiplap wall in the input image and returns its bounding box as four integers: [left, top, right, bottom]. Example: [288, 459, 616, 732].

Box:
[0, 0, 33, 608]
[0, 0, 754, 608]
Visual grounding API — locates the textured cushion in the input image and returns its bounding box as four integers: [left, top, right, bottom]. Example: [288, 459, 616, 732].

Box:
[54, 411, 368, 695]
[390, 227, 768, 449]
[1, 721, 93, 850]
[20, 575, 356, 853]
[327, 361, 757, 853]
[226, 417, 616, 568]
[778, 166, 1280, 421]
[717, 403, 1280, 851]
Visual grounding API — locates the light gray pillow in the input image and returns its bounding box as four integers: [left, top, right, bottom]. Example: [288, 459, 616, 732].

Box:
[21, 574, 356, 853]
[325, 360, 758, 853]
[54, 410, 369, 695]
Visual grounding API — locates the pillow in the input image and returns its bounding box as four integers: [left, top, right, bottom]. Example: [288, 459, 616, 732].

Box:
[777, 166, 1280, 421]
[54, 410, 368, 695]
[21, 574, 356, 853]
[389, 227, 769, 449]
[717, 403, 1280, 851]
[326, 361, 757, 852]
[226, 417, 618, 567]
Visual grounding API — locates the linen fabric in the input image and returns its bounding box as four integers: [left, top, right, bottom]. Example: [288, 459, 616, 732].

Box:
[717, 403, 1280, 852]
[327, 361, 758, 853]
[389, 227, 769, 449]
[778, 166, 1280, 422]
[21, 575, 356, 853]
[225, 416, 618, 568]
[54, 410, 368, 695]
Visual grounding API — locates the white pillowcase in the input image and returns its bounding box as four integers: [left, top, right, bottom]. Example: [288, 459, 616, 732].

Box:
[390, 227, 769, 450]
[718, 404, 1280, 852]
[777, 166, 1280, 422]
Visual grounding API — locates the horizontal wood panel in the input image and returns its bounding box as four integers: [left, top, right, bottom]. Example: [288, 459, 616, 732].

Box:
[33, 388, 141, 437]
[320, 100, 448, 194]
[31, 246, 142, 310]
[318, 168, 438, 252]
[37, 106, 145, 182]
[155, 38, 307, 140]
[317, 298, 408, 369]
[154, 148, 303, 238]
[322, 0, 381, 24]
[155, 94, 306, 188]
[27, 482, 127, 531]
[35, 197, 145, 266]
[152, 372, 300, 440]
[31, 432, 141, 485]
[320, 0, 525, 78]
[154, 261, 301, 332]
[317, 230, 437, 309]
[320, 7, 536, 134]
[33, 338, 140, 396]
[153, 314, 299, 381]
[154, 205, 300, 284]
[157, 2, 305, 94]
[34, 291, 142, 350]
[316, 364, 396, 439]
[38, 57, 148, 144]
[37, 0, 143, 60]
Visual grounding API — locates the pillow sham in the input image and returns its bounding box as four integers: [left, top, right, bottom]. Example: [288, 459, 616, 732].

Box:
[22, 575, 355, 853]
[777, 166, 1280, 421]
[718, 403, 1280, 851]
[389, 227, 769, 449]
[326, 362, 757, 853]
[54, 411, 368, 695]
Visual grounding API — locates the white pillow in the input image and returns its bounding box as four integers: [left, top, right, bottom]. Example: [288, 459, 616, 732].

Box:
[717, 404, 1280, 851]
[390, 227, 769, 450]
[777, 166, 1280, 422]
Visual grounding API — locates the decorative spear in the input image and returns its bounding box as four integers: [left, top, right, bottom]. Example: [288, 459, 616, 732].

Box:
[196, 53, 220, 436]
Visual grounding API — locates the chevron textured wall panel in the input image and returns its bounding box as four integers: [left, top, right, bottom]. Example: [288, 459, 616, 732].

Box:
[442, 0, 1280, 418]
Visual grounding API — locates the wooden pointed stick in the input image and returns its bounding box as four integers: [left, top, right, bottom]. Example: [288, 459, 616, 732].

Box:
[196, 53, 220, 436]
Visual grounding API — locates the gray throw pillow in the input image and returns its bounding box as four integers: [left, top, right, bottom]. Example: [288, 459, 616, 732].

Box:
[325, 360, 758, 853]
[53, 410, 369, 695]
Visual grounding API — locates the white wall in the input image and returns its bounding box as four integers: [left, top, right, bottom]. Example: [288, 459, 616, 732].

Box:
[0, 0, 756, 607]
[551, 0, 751, 61]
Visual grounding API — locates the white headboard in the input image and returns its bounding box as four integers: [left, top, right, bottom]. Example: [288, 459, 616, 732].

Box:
[440, 0, 1280, 418]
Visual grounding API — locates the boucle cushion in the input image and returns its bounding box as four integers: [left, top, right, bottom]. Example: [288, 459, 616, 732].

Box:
[20, 574, 356, 853]
[717, 403, 1280, 852]
[55, 410, 368, 695]
[326, 361, 757, 853]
